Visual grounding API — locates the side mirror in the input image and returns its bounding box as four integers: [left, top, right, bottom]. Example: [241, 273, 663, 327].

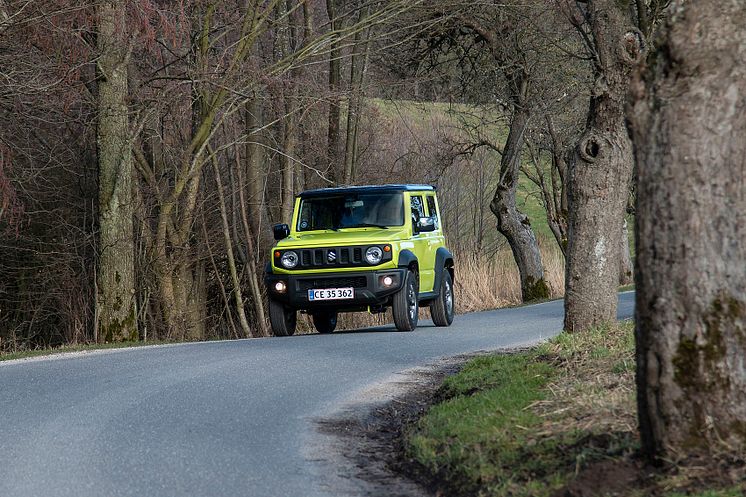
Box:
[273, 223, 290, 241]
[417, 217, 437, 233]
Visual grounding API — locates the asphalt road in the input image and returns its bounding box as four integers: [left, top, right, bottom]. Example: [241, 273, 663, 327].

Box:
[0, 293, 634, 497]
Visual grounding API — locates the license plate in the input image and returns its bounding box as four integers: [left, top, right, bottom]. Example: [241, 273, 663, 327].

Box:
[308, 288, 354, 301]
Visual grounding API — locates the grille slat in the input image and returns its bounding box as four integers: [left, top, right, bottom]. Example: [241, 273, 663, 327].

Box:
[298, 276, 367, 292]
[289, 245, 390, 269]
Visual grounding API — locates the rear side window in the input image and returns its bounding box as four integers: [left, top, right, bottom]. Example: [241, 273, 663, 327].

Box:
[426, 196, 438, 220]
[426, 195, 440, 230]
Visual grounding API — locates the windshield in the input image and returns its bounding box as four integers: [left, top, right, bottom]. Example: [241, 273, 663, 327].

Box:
[297, 193, 405, 232]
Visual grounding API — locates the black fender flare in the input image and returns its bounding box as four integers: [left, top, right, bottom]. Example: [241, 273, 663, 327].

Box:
[397, 250, 419, 272]
[432, 247, 455, 296]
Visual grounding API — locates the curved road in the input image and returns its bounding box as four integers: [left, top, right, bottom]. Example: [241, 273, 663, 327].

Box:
[0, 293, 634, 497]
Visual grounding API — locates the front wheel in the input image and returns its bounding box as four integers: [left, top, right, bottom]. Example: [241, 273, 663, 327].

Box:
[431, 270, 455, 327]
[392, 270, 419, 332]
[269, 299, 297, 336]
[312, 312, 338, 334]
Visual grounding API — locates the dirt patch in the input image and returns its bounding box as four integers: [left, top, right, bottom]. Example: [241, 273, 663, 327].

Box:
[311, 354, 483, 497]
[553, 459, 642, 497]
[311, 343, 745, 497]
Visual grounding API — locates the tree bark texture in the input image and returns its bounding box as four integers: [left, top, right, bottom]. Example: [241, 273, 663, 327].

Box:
[631, 1, 746, 461]
[490, 105, 549, 302]
[326, 0, 342, 183]
[564, 0, 643, 332]
[96, 1, 137, 342]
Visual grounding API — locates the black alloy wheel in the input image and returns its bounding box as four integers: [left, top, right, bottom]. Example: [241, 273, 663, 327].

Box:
[431, 270, 455, 327]
[392, 270, 419, 332]
[269, 299, 297, 336]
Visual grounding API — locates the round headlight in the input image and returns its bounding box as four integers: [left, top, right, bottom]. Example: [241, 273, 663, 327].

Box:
[280, 251, 299, 269]
[365, 246, 383, 265]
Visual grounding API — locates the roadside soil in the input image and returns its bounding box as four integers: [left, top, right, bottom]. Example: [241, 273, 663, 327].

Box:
[313, 354, 479, 497]
[314, 352, 745, 497]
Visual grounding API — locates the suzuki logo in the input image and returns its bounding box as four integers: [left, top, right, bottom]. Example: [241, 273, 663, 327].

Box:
[327, 250, 337, 263]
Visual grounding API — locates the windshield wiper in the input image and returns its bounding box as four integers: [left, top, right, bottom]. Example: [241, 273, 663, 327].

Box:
[344, 223, 389, 229]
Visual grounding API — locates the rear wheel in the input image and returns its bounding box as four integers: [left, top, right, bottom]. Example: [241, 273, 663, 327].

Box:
[431, 270, 455, 327]
[312, 312, 338, 334]
[392, 270, 419, 332]
[269, 299, 296, 336]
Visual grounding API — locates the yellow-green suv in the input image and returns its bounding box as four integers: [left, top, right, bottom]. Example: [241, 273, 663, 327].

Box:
[265, 184, 455, 335]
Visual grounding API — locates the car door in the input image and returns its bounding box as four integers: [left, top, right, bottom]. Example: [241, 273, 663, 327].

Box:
[408, 193, 436, 293]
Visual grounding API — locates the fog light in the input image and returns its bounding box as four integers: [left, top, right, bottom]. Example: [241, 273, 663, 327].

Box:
[274, 281, 287, 293]
[382, 276, 394, 287]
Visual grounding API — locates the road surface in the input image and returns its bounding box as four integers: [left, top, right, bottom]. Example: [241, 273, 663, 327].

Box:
[0, 293, 634, 497]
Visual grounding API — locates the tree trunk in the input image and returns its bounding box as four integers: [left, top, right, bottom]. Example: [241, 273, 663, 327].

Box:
[489, 105, 549, 302]
[631, 0, 746, 462]
[326, 0, 342, 182]
[96, 1, 137, 342]
[563, 0, 643, 332]
[343, 6, 372, 184]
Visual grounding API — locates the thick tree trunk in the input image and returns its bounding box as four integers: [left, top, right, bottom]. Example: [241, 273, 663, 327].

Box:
[96, 1, 137, 342]
[631, 1, 746, 461]
[489, 106, 549, 302]
[563, 0, 643, 332]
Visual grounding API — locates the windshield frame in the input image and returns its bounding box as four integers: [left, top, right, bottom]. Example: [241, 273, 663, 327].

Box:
[295, 192, 406, 233]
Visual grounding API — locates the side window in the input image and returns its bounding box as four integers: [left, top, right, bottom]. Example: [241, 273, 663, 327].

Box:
[411, 195, 425, 219]
[426, 195, 440, 230]
[411, 195, 425, 229]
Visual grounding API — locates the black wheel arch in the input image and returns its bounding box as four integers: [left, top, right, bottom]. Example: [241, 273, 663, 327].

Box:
[397, 249, 419, 274]
[433, 247, 454, 296]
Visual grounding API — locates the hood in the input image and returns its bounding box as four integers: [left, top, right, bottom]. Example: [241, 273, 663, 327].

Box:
[276, 228, 407, 248]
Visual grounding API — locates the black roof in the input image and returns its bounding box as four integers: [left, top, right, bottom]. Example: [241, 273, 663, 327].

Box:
[298, 184, 435, 199]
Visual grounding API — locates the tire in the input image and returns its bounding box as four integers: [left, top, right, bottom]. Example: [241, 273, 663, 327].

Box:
[392, 270, 419, 332]
[431, 270, 455, 327]
[269, 298, 297, 336]
[312, 312, 338, 334]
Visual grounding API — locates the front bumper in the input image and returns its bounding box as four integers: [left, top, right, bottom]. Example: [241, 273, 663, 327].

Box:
[265, 269, 406, 310]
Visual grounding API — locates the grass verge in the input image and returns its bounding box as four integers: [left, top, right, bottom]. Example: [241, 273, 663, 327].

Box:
[405, 321, 744, 497]
[0, 340, 170, 362]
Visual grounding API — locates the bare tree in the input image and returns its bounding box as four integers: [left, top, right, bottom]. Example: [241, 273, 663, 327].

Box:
[562, 0, 648, 332]
[410, 3, 558, 301]
[96, 0, 137, 342]
[631, 0, 746, 462]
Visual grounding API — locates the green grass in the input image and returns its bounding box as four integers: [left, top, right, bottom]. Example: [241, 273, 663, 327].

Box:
[407, 323, 640, 497]
[408, 353, 570, 496]
[405, 321, 743, 497]
[0, 341, 169, 362]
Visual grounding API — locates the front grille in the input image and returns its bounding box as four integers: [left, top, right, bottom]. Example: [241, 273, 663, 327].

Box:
[297, 276, 368, 292]
[276, 245, 391, 270]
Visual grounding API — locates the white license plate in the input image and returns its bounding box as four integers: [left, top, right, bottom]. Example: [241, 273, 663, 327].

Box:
[308, 288, 354, 301]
